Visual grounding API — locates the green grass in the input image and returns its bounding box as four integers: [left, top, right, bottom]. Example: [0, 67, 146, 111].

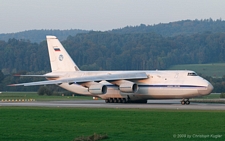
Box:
[194, 93, 221, 99]
[0, 107, 224, 141]
[0, 92, 93, 101]
[169, 63, 225, 77]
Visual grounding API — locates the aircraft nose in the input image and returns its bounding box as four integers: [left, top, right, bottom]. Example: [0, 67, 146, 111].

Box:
[198, 82, 214, 95]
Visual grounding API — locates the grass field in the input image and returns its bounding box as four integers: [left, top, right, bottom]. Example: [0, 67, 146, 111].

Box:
[0, 107, 224, 141]
[169, 63, 225, 77]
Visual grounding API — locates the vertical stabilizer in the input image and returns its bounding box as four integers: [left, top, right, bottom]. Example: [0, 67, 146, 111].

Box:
[46, 36, 80, 72]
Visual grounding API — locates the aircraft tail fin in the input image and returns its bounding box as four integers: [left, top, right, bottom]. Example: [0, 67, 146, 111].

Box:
[46, 36, 80, 72]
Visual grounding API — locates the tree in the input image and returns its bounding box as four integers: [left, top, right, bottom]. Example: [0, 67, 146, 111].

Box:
[45, 87, 52, 96]
[38, 86, 45, 96]
[0, 70, 4, 83]
[37, 86, 52, 96]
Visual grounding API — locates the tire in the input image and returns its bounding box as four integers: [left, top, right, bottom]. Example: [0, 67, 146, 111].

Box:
[186, 101, 190, 105]
[181, 101, 185, 105]
[109, 98, 114, 103]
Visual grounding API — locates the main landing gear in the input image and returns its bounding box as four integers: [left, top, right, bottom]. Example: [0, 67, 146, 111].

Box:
[105, 98, 148, 103]
[105, 98, 127, 103]
[181, 99, 190, 105]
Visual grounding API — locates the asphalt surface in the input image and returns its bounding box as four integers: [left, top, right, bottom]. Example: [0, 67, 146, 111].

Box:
[0, 100, 225, 110]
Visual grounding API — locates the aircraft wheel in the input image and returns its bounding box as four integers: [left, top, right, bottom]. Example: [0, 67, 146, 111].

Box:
[114, 98, 118, 103]
[122, 98, 126, 103]
[118, 98, 122, 103]
[109, 98, 114, 103]
[186, 100, 190, 105]
[181, 100, 186, 105]
[105, 99, 109, 103]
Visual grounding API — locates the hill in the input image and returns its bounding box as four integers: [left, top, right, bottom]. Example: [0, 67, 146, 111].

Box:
[0, 29, 88, 43]
[111, 19, 225, 36]
[1, 19, 225, 42]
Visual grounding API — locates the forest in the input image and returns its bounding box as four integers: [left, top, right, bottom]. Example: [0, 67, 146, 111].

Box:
[1, 19, 225, 93]
[1, 19, 225, 43]
[0, 29, 88, 43]
[1, 31, 225, 73]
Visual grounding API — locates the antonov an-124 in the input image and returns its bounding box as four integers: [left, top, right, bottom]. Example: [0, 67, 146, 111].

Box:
[9, 36, 213, 105]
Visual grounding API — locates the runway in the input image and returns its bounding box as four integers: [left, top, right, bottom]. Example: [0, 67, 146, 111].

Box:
[0, 100, 225, 110]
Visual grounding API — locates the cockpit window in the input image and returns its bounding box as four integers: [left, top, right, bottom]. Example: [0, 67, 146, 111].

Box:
[187, 72, 198, 76]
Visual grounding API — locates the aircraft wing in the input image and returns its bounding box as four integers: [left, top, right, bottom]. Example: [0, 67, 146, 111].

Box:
[9, 72, 148, 86]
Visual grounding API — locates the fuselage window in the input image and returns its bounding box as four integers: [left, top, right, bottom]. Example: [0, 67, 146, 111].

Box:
[187, 72, 197, 76]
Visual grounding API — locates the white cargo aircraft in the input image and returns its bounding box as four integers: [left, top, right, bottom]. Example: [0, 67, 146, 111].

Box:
[9, 36, 213, 104]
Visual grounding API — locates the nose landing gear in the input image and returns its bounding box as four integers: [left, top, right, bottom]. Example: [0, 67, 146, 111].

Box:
[181, 99, 190, 105]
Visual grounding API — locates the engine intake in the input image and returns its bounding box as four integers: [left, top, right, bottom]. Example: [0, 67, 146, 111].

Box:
[88, 84, 107, 94]
[119, 83, 138, 93]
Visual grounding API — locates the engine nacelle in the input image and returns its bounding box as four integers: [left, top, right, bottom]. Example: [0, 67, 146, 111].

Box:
[119, 83, 138, 93]
[88, 84, 107, 94]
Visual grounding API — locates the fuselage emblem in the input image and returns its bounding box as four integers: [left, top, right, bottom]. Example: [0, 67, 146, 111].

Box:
[59, 54, 64, 61]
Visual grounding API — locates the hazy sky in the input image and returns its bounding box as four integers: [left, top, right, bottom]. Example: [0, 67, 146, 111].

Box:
[0, 0, 225, 33]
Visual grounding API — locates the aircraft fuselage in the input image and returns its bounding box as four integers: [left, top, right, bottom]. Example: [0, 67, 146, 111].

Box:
[48, 70, 213, 101]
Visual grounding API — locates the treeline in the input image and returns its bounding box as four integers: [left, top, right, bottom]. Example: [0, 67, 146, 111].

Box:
[1, 19, 225, 43]
[64, 31, 225, 71]
[111, 19, 225, 36]
[0, 29, 88, 43]
[1, 31, 225, 73]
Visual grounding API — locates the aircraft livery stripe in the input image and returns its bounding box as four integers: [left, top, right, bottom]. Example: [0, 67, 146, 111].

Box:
[139, 85, 206, 88]
[105, 85, 206, 88]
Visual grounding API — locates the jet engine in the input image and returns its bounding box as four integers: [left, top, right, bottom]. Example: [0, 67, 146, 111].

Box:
[119, 83, 138, 93]
[88, 84, 107, 94]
